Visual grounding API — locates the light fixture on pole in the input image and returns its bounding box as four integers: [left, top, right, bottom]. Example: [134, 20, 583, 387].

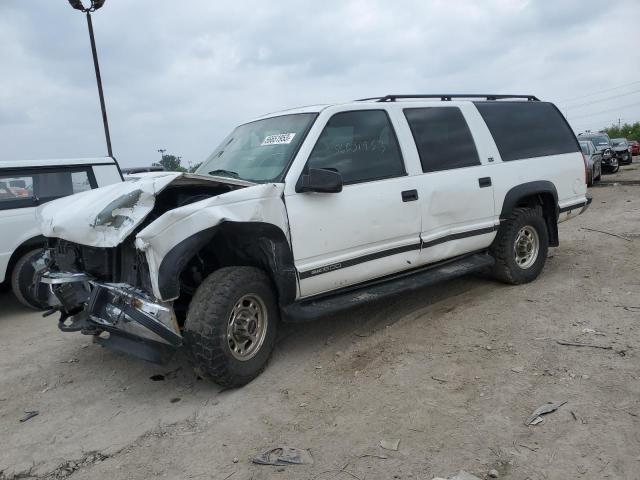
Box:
[68, 0, 112, 157]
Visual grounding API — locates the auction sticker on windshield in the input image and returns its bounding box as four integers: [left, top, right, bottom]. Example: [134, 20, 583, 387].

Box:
[262, 133, 296, 146]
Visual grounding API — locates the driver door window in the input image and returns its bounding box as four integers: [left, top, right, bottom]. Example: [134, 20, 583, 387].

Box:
[306, 110, 405, 184]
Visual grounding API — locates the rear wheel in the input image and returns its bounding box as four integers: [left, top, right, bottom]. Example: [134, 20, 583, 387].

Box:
[11, 249, 46, 310]
[490, 207, 549, 285]
[183, 267, 278, 387]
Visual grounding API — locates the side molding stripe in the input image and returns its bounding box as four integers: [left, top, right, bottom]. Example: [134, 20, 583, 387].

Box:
[298, 225, 498, 279]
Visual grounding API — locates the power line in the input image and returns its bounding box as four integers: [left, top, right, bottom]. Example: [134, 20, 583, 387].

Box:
[567, 101, 640, 121]
[563, 89, 640, 110]
[556, 80, 640, 103]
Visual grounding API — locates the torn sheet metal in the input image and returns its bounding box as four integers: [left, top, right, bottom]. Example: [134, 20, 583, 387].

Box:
[36, 173, 253, 248]
[135, 182, 289, 300]
[37, 172, 179, 248]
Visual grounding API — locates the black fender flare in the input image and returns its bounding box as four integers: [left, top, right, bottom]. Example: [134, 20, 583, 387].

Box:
[500, 181, 559, 246]
[156, 222, 297, 304]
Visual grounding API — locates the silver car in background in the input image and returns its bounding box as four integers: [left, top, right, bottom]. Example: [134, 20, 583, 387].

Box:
[579, 140, 602, 186]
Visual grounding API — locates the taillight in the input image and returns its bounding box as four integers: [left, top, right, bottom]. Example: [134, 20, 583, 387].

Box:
[582, 154, 589, 184]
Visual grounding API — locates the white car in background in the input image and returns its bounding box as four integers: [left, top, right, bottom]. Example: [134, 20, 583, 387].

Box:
[0, 157, 123, 308]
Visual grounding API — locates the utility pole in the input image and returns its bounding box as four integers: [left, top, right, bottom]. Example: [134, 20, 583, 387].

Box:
[618, 118, 621, 129]
[68, 1, 112, 157]
[157, 148, 167, 161]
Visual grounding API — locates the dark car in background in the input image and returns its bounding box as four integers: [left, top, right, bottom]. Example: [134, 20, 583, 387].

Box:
[579, 140, 602, 186]
[611, 138, 633, 165]
[578, 132, 618, 172]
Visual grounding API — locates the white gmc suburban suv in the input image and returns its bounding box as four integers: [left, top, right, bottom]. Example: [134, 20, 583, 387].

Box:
[35, 95, 590, 386]
[0, 157, 122, 308]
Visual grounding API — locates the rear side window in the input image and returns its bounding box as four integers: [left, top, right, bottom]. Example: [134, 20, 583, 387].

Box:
[306, 110, 405, 184]
[403, 107, 480, 173]
[0, 168, 95, 210]
[0, 173, 35, 209]
[474, 101, 579, 162]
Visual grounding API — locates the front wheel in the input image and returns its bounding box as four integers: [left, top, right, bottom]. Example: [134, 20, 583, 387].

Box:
[490, 207, 549, 285]
[11, 249, 47, 310]
[183, 267, 278, 387]
[609, 158, 620, 173]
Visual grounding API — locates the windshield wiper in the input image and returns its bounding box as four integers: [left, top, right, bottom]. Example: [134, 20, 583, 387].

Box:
[208, 169, 240, 179]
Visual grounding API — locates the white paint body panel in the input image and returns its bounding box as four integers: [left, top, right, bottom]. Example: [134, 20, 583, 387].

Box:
[136, 183, 289, 299]
[0, 158, 121, 283]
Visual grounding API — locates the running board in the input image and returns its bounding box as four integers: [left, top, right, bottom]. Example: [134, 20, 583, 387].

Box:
[282, 253, 495, 322]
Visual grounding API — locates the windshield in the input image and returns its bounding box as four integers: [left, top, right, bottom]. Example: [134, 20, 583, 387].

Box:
[611, 138, 627, 146]
[584, 135, 609, 147]
[196, 113, 317, 182]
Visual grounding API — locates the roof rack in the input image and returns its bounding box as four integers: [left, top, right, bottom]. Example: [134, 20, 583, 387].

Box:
[355, 94, 540, 102]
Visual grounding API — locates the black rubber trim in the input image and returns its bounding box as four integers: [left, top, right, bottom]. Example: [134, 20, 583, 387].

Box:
[421, 225, 497, 249]
[299, 242, 421, 279]
[298, 225, 498, 279]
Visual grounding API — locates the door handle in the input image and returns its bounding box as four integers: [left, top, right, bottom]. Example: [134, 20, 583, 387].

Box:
[401, 189, 419, 202]
[478, 177, 492, 188]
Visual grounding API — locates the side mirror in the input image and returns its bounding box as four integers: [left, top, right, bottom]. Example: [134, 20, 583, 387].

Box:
[297, 168, 343, 193]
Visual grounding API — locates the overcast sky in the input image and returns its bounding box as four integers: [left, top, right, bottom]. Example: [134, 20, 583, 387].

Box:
[1, 0, 639, 168]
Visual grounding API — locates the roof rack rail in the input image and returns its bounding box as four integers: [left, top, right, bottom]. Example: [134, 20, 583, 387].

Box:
[355, 94, 540, 102]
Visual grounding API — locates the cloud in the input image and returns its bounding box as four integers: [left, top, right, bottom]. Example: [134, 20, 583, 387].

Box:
[0, 0, 639, 167]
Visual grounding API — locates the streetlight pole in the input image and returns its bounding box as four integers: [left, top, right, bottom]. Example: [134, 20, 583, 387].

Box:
[68, 1, 113, 157]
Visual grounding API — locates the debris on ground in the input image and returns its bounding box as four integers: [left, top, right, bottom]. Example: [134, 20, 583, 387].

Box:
[488, 469, 499, 478]
[379, 438, 400, 451]
[360, 453, 388, 459]
[525, 401, 567, 425]
[19, 410, 39, 422]
[556, 339, 612, 350]
[616, 305, 640, 313]
[252, 446, 313, 466]
[511, 367, 524, 373]
[581, 328, 606, 336]
[432, 470, 482, 480]
[149, 367, 182, 382]
[580, 227, 631, 242]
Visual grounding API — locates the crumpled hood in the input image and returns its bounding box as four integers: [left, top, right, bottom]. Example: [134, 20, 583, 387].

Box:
[36, 172, 254, 248]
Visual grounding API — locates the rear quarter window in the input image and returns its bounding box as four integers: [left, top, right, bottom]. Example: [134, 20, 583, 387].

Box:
[474, 101, 579, 162]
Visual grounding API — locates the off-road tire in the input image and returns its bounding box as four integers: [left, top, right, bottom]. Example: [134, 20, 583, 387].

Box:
[588, 168, 594, 187]
[490, 207, 549, 285]
[183, 267, 278, 387]
[11, 248, 46, 310]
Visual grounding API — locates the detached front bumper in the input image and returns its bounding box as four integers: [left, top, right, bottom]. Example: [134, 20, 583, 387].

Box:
[40, 272, 182, 364]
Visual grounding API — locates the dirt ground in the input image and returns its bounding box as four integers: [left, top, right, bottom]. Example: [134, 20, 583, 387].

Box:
[1, 162, 639, 480]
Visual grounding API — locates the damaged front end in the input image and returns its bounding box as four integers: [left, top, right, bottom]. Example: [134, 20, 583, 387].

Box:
[39, 249, 182, 364]
[36, 172, 257, 364]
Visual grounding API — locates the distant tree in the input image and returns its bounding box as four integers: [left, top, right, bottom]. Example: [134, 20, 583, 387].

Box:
[189, 162, 203, 173]
[153, 154, 187, 172]
[603, 121, 640, 142]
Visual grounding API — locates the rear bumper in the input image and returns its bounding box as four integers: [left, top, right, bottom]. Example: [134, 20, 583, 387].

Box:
[40, 272, 182, 363]
[558, 196, 591, 223]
